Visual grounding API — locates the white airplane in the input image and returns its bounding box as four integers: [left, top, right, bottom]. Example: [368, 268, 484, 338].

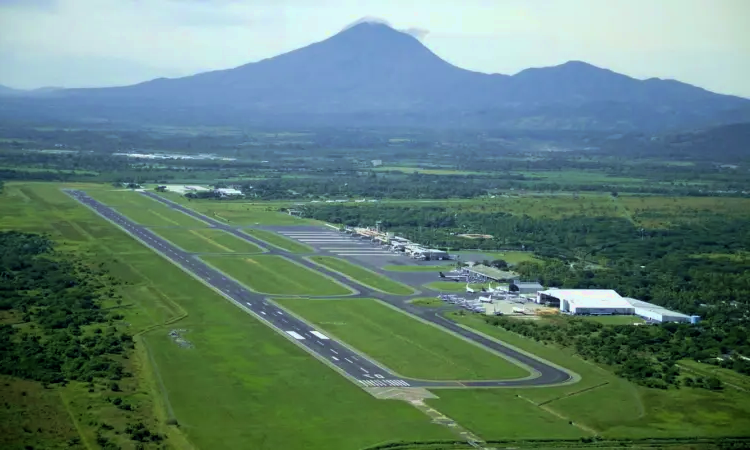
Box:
[478, 295, 493, 303]
[439, 271, 464, 282]
[486, 283, 500, 293]
[465, 283, 476, 294]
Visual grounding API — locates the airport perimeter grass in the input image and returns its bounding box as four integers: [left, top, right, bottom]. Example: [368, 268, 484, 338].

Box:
[152, 227, 264, 254]
[113, 205, 210, 228]
[309, 256, 415, 295]
[0, 182, 454, 450]
[441, 312, 750, 440]
[276, 298, 530, 381]
[201, 254, 353, 296]
[155, 192, 317, 225]
[454, 250, 541, 265]
[242, 228, 313, 253]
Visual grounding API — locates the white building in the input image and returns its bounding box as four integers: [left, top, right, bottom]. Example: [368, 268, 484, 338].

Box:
[537, 289, 635, 315]
[215, 188, 243, 196]
[625, 298, 691, 323]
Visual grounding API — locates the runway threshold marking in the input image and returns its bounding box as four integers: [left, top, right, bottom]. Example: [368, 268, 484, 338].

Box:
[310, 331, 329, 340]
[285, 331, 305, 340]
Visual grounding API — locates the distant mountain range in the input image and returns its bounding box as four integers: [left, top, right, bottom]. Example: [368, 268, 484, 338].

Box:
[1, 21, 749, 131]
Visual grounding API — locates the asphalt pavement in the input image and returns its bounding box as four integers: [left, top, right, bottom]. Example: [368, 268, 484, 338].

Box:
[66, 189, 573, 388]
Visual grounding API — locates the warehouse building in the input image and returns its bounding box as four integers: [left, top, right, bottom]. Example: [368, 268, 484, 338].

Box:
[510, 280, 544, 294]
[624, 298, 695, 323]
[465, 264, 517, 282]
[537, 289, 635, 315]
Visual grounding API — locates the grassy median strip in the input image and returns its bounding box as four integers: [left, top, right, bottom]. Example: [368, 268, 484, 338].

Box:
[201, 254, 352, 296]
[276, 298, 530, 380]
[309, 256, 415, 295]
[152, 227, 264, 254]
[242, 228, 313, 253]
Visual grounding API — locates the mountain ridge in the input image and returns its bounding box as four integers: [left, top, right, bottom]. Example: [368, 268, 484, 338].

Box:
[1, 21, 748, 130]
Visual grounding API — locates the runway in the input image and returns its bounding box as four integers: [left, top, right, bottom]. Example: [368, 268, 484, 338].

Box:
[66, 189, 573, 388]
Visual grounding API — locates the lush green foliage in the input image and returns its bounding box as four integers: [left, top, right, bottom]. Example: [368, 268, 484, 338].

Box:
[0, 231, 132, 384]
[483, 315, 742, 390]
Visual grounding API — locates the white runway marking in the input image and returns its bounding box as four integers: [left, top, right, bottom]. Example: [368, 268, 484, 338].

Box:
[359, 366, 368, 373]
[260, 311, 267, 315]
[330, 349, 338, 354]
[331, 356, 339, 361]
[359, 379, 411, 387]
[285, 331, 305, 340]
[310, 331, 329, 340]
[344, 358, 353, 363]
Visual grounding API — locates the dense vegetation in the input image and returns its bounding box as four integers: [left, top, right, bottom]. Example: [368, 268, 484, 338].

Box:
[482, 315, 741, 390]
[1, 123, 748, 197]
[0, 231, 132, 384]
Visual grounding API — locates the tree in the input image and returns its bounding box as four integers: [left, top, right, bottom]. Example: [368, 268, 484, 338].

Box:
[490, 259, 509, 269]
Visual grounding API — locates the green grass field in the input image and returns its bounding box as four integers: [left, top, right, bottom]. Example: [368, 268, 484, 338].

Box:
[309, 256, 415, 295]
[276, 298, 530, 380]
[443, 312, 750, 439]
[424, 281, 487, 292]
[84, 188, 163, 208]
[113, 205, 209, 228]
[0, 182, 454, 449]
[152, 227, 264, 253]
[201, 254, 353, 296]
[242, 228, 313, 253]
[155, 194, 317, 226]
[455, 251, 540, 265]
[383, 264, 454, 272]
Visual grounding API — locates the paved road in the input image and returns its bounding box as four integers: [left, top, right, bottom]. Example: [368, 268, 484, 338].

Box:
[68, 189, 573, 388]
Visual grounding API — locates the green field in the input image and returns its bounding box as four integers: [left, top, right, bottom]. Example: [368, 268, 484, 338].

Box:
[441, 312, 750, 439]
[424, 281, 487, 292]
[276, 298, 530, 380]
[383, 264, 454, 272]
[0, 182, 454, 449]
[114, 205, 209, 228]
[152, 227, 265, 253]
[201, 254, 353, 296]
[155, 194, 316, 226]
[455, 251, 541, 265]
[242, 228, 313, 253]
[309, 256, 415, 295]
[84, 188, 164, 208]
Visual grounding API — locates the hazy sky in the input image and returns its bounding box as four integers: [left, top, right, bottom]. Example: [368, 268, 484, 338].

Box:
[1, 0, 748, 97]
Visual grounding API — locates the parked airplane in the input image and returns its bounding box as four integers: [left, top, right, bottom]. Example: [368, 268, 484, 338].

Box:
[478, 295, 493, 303]
[439, 271, 463, 281]
[465, 283, 476, 294]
